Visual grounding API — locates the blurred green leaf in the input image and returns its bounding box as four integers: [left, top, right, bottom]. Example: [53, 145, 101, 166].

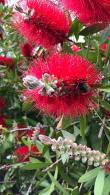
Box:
[22, 101, 33, 112]
[80, 116, 86, 139]
[80, 23, 107, 36]
[63, 42, 73, 54]
[94, 169, 105, 195]
[48, 169, 69, 195]
[101, 100, 110, 111]
[39, 166, 58, 195]
[69, 19, 83, 39]
[22, 162, 50, 170]
[102, 175, 110, 195]
[79, 168, 101, 183]
[99, 85, 110, 92]
[62, 116, 73, 129]
[61, 153, 69, 164]
[62, 130, 75, 141]
[71, 187, 79, 195]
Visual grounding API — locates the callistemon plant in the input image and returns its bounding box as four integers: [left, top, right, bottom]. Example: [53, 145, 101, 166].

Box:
[23, 54, 102, 117]
[0, 0, 110, 194]
[12, 0, 71, 49]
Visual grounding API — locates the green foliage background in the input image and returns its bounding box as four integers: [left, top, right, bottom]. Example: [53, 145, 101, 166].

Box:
[0, 3, 110, 195]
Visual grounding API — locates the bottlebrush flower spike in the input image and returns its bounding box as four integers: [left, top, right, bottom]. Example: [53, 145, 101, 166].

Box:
[62, 0, 110, 25]
[100, 43, 108, 52]
[0, 56, 14, 67]
[0, 116, 6, 130]
[23, 54, 102, 117]
[0, 97, 5, 111]
[20, 42, 33, 57]
[12, 0, 71, 49]
[39, 135, 109, 169]
[15, 145, 41, 162]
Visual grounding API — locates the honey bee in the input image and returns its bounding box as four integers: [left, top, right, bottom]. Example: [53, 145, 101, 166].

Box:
[77, 82, 90, 94]
[73, 80, 90, 95]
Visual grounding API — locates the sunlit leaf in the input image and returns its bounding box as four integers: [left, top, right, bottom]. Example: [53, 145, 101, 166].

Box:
[94, 169, 105, 195]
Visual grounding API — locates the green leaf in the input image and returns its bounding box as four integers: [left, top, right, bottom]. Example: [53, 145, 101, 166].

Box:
[21, 137, 32, 147]
[63, 42, 73, 54]
[48, 170, 69, 195]
[39, 166, 58, 195]
[22, 162, 50, 170]
[80, 116, 86, 139]
[106, 142, 110, 154]
[71, 187, 79, 195]
[79, 167, 101, 183]
[62, 130, 75, 141]
[22, 100, 33, 112]
[80, 23, 107, 36]
[39, 185, 54, 195]
[94, 169, 105, 195]
[35, 140, 52, 162]
[61, 153, 69, 164]
[30, 157, 42, 162]
[69, 18, 83, 39]
[62, 116, 73, 129]
[99, 85, 110, 92]
[78, 49, 97, 63]
[102, 175, 110, 195]
[101, 100, 110, 111]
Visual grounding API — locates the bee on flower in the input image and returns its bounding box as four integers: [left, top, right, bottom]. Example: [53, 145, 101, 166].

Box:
[23, 54, 102, 117]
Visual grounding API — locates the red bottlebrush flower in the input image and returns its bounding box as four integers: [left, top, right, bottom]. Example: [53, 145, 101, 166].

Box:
[20, 43, 33, 57]
[104, 110, 110, 118]
[0, 116, 6, 131]
[39, 129, 46, 135]
[15, 145, 41, 162]
[0, 116, 6, 126]
[0, 97, 5, 111]
[71, 44, 81, 52]
[100, 43, 108, 52]
[23, 54, 102, 117]
[12, 0, 71, 49]
[104, 161, 110, 174]
[0, 0, 5, 4]
[62, 0, 110, 25]
[0, 56, 14, 67]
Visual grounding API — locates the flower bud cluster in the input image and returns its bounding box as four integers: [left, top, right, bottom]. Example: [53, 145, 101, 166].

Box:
[23, 73, 58, 96]
[23, 75, 44, 90]
[39, 135, 110, 167]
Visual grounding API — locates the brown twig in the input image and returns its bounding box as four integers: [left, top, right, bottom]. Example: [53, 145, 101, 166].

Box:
[10, 126, 36, 132]
[42, 159, 61, 173]
[0, 162, 28, 170]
